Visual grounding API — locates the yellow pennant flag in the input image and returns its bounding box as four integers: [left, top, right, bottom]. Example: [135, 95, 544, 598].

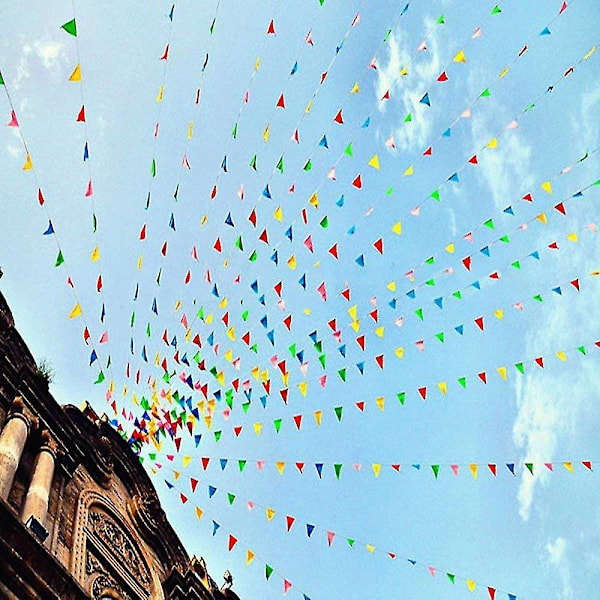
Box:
[497, 365, 508, 380]
[556, 351, 567, 362]
[246, 549, 255, 566]
[205, 313, 213, 324]
[305, 100, 313, 113]
[445, 243, 455, 254]
[387, 281, 396, 291]
[251, 366, 260, 380]
[469, 464, 479, 479]
[466, 580, 476, 592]
[185, 328, 191, 342]
[567, 232, 578, 242]
[453, 49, 466, 63]
[366, 544, 375, 553]
[368, 154, 380, 169]
[309, 192, 319, 208]
[395, 347, 404, 359]
[536, 213, 547, 224]
[584, 45, 596, 60]
[541, 180, 553, 194]
[298, 381, 308, 397]
[263, 124, 270, 143]
[200, 214, 208, 226]
[487, 137, 498, 148]
[187, 121, 194, 139]
[314, 410, 322, 426]
[287, 255, 296, 270]
[226, 326, 235, 341]
[22, 154, 33, 171]
[90, 246, 100, 262]
[260, 370, 269, 383]
[68, 63, 82, 81]
[399, 65, 408, 76]
[276, 461, 285, 475]
[350, 82, 359, 94]
[254, 56, 261, 71]
[182, 456, 192, 468]
[204, 415, 212, 430]
[498, 67, 509, 78]
[156, 86, 164, 102]
[494, 309, 504, 320]
[253, 422, 263, 436]
[372, 464, 381, 477]
[375, 396, 385, 411]
[68, 303, 82, 319]
[217, 371, 225, 385]
[403, 165, 414, 177]
[273, 206, 283, 221]
[375, 326, 384, 338]
[392, 221, 402, 235]
[224, 349, 233, 363]
[195, 507, 204, 520]
[437, 381, 447, 395]
[173, 471, 180, 481]
[563, 461, 574, 473]
[348, 305, 358, 320]
[350, 320, 360, 333]
[265, 508, 275, 521]
[137, 255, 143, 270]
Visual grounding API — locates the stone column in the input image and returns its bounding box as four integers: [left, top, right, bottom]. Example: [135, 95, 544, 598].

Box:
[0, 397, 31, 501]
[21, 431, 56, 526]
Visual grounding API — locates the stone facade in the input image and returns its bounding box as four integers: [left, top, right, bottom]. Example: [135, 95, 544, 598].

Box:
[0, 291, 240, 600]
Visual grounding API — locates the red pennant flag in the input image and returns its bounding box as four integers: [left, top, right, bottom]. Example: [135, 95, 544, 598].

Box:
[274, 281, 283, 297]
[477, 371, 487, 384]
[468, 154, 478, 164]
[522, 193, 533, 202]
[276, 93, 285, 108]
[488, 464, 497, 476]
[301, 208, 308, 224]
[570, 279, 580, 291]
[548, 241, 559, 250]
[76, 106, 86, 122]
[328, 244, 338, 259]
[161, 242, 168, 256]
[369, 309, 378, 322]
[423, 146, 432, 156]
[333, 109, 344, 123]
[554, 202, 566, 215]
[234, 426, 242, 437]
[190, 478, 198, 492]
[474, 317, 484, 331]
[582, 461, 593, 471]
[96, 275, 103, 292]
[283, 315, 292, 330]
[267, 19, 276, 34]
[380, 89, 390, 101]
[84, 327, 91, 344]
[328, 319, 337, 331]
[184, 271, 191, 284]
[352, 174, 362, 189]
[488, 587, 496, 600]
[356, 335, 365, 350]
[286, 515, 295, 531]
[201, 457, 210, 470]
[295, 462, 305, 473]
[437, 71, 448, 82]
[213, 238, 222, 252]
[391, 464, 401, 472]
[373, 238, 383, 254]
[228, 535, 238, 551]
[375, 354, 384, 369]
[248, 209, 257, 226]
[462, 256, 472, 271]
[242, 332, 251, 345]
[559, 0, 568, 14]
[160, 44, 169, 60]
[356, 401, 365, 411]
[418, 386, 427, 400]
[320, 71, 328, 84]
[38, 189, 45, 205]
[139, 224, 147, 240]
[535, 357, 544, 368]
[259, 229, 269, 244]
[293, 414, 302, 430]
[180, 493, 188, 504]
[341, 287, 351, 301]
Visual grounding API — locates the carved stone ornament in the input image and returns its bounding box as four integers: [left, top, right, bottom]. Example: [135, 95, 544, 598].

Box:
[91, 573, 133, 600]
[88, 510, 151, 588]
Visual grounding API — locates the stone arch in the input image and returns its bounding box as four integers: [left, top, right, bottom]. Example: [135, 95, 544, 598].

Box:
[71, 489, 164, 600]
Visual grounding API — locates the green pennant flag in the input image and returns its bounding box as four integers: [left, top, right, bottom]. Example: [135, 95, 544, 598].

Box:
[250, 155, 257, 170]
[151, 159, 156, 177]
[214, 431, 222, 442]
[435, 332, 445, 343]
[483, 218, 495, 229]
[250, 343, 258, 353]
[397, 392, 406, 406]
[265, 565, 273, 580]
[303, 159, 312, 171]
[146, 323, 151, 337]
[344, 143, 353, 157]
[235, 236, 243, 251]
[238, 460, 247, 472]
[319, 0, 325, 5]
[197, 306, 205, 320]
[425, 256, 435, 265]
[480, 88, 491, 98]
[314, 340, 322, 353]
[383, 29, 391, 42]
[453, 290, 462, 299]
[227, 493, 235, 505]
[273, 419, 282, 433]
[403, 112, 412, 123]
[577, 346, 587, 355]
[276, 156, 284, 173]
[225, 393, 233, 409]
[193, 352, 200, 364]
[232, 123, 238, 139]
[457, 377, 466, 388]
[249, 250, 257, 262]
[242, 401, 250, 413]
[515, 362, 525, 374]
[499, 234, 510, 243]
[386, 187, 393, 195]
[491, 4, 502, 14]
[436, 14, 445, 24]
[533, 294, 543, 302]
[415, 308, 424, 321]
[525, 463, 534, 475]
[431, 464, 440, 479]
[334, 406, 343, 421]
[61, 19, 77, 36]
[55, 251, 65, 267]
[318, 354, 326, 369]
[130, 311, 136, 327]
[319, 216, 328, 228]
[288, 343, 296, 357]
[511, 260, 521, 269]
[94, 370, 105, 384]
[0, 71, 4, 85]
[334, 464, 342, 480]
[346, 538, 355, 547]
[209, 18, 216, 34]
[425, 278, 435, 287]
[447, 573, 455, 584]
[430, 189, 440, 201]
[337, 368, 346, 382]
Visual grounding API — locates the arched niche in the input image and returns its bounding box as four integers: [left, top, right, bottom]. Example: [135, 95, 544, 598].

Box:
[71, 489, 164, 600]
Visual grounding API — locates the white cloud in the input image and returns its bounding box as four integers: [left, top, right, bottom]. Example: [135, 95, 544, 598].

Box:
[6, 144, 20, 158]
[546, 537, 573, 599]
[375, 18, 443, 152]
[33, 39, 65, 68]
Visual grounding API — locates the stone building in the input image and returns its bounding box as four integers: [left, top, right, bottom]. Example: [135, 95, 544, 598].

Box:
[0, 291, 240, 600]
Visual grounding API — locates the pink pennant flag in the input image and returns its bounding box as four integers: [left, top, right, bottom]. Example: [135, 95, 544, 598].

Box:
[256, 460, 265, 471]
[326, 531, 335, 546]
[283, 580, 292, 594]
[410, 206, 420, 216]
[472, 27, 482, 39]
[85, 180, 93, 197]
[6, 110, 19, 127]
[317, 282, 327, 301]
[327, 167, 336, 180]
[417, 40, 427, 51]
[318, 375, 327, 388]
[351, 13, 360, 27]
[428, 566, 436, 577]
[99, 331, 109, 344]
[153, 123, 159, 137]
[247, 500, 255, 511]
[305, 29, 314, 45]
[353, 463, 362, 471]
[451, 464, 459, 476]
[385, 135, 395, 149]
[461, 108, 472, 118]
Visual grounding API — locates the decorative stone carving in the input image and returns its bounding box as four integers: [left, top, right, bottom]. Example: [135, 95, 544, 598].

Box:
[91, 573, 133, 600]
[88, 510, 151, 588]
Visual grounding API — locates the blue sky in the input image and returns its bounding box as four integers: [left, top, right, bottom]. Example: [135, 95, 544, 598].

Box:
[1, 0, 600, 598]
